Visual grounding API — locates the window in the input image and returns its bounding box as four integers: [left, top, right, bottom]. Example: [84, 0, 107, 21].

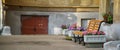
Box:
[81, 18, 95, 29]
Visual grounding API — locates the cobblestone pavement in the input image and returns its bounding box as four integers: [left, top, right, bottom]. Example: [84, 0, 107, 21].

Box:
[0, 35, 103, 50]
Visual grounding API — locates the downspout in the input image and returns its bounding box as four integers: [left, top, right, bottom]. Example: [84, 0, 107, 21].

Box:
[0, 0, 3, 33]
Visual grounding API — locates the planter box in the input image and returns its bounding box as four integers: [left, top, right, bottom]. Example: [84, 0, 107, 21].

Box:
[84, 35, 106, 43]
[67, 30, 73, 37]
[62, 29, 68, 35]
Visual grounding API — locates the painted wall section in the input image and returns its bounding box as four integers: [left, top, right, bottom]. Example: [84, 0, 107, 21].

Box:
[5, 0, 99, 7]
[114, 0, 120, 23]
[6, 11, 99, 35]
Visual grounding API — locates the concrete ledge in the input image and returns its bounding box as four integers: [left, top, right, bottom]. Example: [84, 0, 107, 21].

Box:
[85, 43, 104, 48]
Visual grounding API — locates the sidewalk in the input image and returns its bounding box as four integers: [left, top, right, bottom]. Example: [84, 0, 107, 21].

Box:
[0, 35, 103, 50]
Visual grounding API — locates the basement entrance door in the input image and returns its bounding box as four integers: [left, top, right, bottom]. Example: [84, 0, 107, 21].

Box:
[21, 15, 48, 35]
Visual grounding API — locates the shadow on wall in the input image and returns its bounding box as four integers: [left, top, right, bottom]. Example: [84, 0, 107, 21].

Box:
[52, 14, 77, 35]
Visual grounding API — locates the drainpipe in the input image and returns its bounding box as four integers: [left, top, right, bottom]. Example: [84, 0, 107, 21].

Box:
[0, 0, 3, 33]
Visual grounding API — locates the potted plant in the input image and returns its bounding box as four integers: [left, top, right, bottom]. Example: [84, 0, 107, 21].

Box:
[61, 24, 67, 29]
[61, 24, 68, 35]
[102, 12, 113, 24]
[103, 13, 108, 23]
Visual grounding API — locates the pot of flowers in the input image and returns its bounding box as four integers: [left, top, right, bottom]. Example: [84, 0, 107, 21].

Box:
[103, 12, 113, 24]
[83, 30, 106, 43]
[61, 24, 68, 35]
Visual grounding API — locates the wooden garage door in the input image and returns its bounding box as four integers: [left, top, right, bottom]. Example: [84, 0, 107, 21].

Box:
[21, 15, 48, 35]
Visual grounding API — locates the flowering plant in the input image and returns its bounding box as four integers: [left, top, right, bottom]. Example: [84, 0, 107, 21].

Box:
[83, 30, 105, 35]
[102, 12, 113, 24]
[68, 23, 77, 30]
[61, 25, 67, 29]
[77, 27, 86, 31]
[68, 23, 86, 31]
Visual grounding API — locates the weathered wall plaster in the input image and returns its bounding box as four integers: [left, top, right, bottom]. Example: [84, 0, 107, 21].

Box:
[6, 11, 99, 35]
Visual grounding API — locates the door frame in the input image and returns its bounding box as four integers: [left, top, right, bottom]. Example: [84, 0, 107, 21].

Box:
[21, 15, 49, 35]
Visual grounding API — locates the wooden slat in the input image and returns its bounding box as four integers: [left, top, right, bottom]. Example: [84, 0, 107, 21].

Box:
[87, 20, 102, 31]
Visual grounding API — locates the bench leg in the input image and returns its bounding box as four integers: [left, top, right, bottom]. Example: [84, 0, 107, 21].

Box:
[78, 35, 81, 44]
[73, 34, 77, 42]
[78, 36, 84, 44]
[82, 38, 85, 46]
